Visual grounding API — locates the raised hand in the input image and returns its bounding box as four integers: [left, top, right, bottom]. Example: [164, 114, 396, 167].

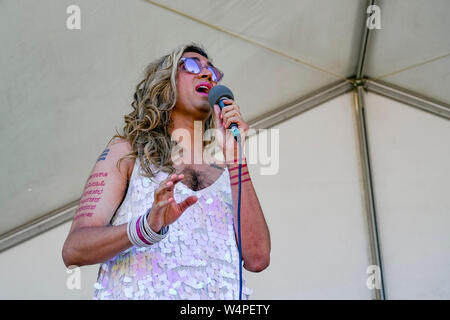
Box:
[146, 174, 198, 233]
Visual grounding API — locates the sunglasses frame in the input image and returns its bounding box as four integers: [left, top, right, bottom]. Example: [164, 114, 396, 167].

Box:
[179, 57, 224, 82]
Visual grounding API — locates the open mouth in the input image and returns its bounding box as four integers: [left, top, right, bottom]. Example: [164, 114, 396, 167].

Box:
[195, 83, 211, 96]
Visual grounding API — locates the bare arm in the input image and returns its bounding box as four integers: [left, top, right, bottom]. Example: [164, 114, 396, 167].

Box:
[62, 139, 135, 267]
[211, 100, 271, 273]
[62, 138, 198, 268]
[63, 225, 132, 267]
[228, 158, 271, 273]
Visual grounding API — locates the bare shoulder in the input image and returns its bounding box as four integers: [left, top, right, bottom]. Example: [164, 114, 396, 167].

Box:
[67, 138, 136, 231]
[106, 138, 136, 181]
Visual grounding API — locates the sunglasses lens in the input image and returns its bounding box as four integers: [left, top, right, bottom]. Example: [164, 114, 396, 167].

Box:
[208, 66, 223, 82]
[181, 58, 224, 82]
[183, 58, 201, 74]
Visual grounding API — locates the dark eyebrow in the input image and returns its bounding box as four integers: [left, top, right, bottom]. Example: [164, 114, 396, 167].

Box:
[190, 56, 214, 67]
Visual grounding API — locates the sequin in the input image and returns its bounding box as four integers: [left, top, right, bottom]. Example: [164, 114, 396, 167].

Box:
[93, 158, 253, 300]
[93, 282, 103, 290]
[168, 288, 177, 295]
[124, 287, 133, 298]
[123, 277, 132, 283]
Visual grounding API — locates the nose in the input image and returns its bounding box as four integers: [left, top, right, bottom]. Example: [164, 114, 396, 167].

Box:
[198, 66, 213, 81]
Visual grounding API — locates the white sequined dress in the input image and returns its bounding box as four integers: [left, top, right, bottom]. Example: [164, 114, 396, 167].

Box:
[93, 158, 253, 300]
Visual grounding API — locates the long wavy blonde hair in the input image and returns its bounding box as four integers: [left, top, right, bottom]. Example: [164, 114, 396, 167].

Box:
[110, 43, 216, 179]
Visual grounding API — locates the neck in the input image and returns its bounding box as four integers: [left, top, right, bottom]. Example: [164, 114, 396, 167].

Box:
[169, 113, 206, 165]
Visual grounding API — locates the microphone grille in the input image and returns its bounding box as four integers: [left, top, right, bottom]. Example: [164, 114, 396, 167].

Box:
[208, 85, 234, 108]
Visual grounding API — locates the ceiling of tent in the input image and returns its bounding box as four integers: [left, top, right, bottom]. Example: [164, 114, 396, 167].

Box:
[0, 0, 448, 237]
[365, 0, 450, 104]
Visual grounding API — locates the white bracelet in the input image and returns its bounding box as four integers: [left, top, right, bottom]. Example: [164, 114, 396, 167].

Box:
[143, 209, 169, 242]
[127, 211, 169, 247]
[127, 216, 150, 247]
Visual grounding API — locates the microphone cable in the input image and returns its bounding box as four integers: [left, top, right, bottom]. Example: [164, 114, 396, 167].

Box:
[233, 128, 243, 300]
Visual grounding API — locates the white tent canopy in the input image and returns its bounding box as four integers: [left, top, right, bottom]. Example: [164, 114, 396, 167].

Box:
[1, 0, 449, 299]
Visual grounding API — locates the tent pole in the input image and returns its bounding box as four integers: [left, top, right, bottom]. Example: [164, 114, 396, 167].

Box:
[365, 79, 450, 120]
[248, 80, 353, 130]
[356, 0, 376, 80]
[0, 200, 78, 253]
[353, 0, 386, 300]
[353, 86, 386, 300]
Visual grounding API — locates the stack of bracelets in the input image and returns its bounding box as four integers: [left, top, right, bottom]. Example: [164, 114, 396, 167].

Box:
[127, 209, 169, 247]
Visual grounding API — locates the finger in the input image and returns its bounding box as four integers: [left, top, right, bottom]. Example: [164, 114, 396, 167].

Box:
[166, 174, 185, 192]
[157, 175, 176, 191]
[222, 110, 241, 126]
[155, 179, 173, 196]
[221, 104, 238, 113]
[221, 99, 235, 106]
[222, 110, 242, 123]
[213, 105, 225, 130]
[156, 174, 184, 195]
[159, 174, 177, 187]
[213, 104, 220, 122]
[222, 106, 239, 114]
[177, 195, 198, 213]
[168, 173, 184, 182]
[213, 105, 222, 121]
[224, 116, 241, 129]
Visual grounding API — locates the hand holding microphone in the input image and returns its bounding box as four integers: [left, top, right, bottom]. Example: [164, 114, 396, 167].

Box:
[208, 85, 249, 163]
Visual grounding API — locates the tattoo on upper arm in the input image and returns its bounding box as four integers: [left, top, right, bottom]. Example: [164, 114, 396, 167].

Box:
[74, 171, 108, 221]
[97, 148, 110, 162]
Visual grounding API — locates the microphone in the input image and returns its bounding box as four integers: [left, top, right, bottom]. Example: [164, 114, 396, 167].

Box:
[208, 85, 240, 139]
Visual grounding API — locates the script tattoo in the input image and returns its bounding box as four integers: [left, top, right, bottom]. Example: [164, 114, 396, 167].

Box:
[74, 171, 108, 221]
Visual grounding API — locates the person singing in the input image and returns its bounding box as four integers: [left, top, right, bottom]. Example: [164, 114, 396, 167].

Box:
[62, 43, 271, 300]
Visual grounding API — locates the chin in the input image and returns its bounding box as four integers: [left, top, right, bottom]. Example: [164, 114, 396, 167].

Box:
[195, 102, 212, 115]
